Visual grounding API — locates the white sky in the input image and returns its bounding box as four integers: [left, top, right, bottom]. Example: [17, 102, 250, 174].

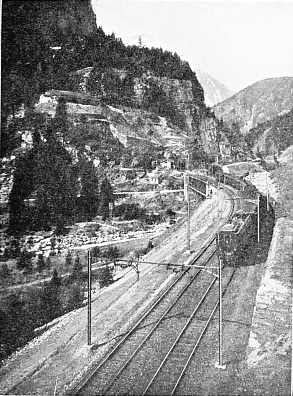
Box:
[91, 1, 293, 92]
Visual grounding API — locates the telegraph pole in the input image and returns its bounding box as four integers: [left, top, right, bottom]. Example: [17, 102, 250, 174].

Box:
[184, 174, 191, 252]
[217, 256, 225, 368]
[266, 171, 269, 211]
[215, 234, 226, 370]
[257, 193, 260, 243]
[87, 250, 92, 346]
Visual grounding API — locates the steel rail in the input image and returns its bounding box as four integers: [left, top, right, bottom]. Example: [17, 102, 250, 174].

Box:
[72, 238, 216, 395]
[73, 184, 237, 395]
[100, 247, 217, 395]
[142, 275, 218, 396]
[142, 189, 238, 396]
[170, 267, 236, 395]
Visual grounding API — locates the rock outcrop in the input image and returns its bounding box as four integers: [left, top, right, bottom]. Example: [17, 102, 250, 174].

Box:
[245, 217, 292, 395]
[133, 74, 204, 134]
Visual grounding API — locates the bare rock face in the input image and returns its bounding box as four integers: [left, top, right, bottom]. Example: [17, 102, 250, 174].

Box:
[133, 74, 204, 134]
[199, 117, 219, 156]
[153, 76, 202, 133]
[35, 72, 220, 159]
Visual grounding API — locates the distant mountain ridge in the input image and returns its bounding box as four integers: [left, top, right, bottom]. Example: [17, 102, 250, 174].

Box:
[195, 69, 235, 107]
[213, 76, 293, 134]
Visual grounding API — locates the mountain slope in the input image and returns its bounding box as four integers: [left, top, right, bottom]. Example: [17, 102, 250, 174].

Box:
[195, 69, 234, 107]
[213, 76, 293, 134]
[245, 108, 293, 155]
[1, 1, 208, 159]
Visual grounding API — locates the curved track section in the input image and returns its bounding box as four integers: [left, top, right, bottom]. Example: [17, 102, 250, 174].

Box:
[72, 184, 237, 396]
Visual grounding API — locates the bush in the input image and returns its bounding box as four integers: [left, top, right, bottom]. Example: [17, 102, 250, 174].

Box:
[114, 203, 146, 220]
[92, 246, 101, 258]
[0, 263, 11, 279]
[65, 251, 72, 267]
[36, 254, 46, 272]
[97, 265, 114, 288]
[104, 246, 119, 262]
[16, 249, 33, 272]
[71, 255, 83, 281]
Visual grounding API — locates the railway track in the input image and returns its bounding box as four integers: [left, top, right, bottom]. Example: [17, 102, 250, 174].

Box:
[71, 186, 237, 396]
[141, 266, 235, 396]
[72, 237, 216, 394]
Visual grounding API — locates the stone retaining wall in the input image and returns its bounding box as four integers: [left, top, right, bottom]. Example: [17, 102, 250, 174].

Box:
[247, 217, 293, 367]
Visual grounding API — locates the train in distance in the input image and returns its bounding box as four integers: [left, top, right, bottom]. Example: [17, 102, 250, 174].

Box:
[189, 165, 274, 267]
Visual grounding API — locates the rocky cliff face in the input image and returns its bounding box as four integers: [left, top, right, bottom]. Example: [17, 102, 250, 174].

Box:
[198, 117, 219, 156]
[1, 0, 98, 157]
[34, 65, 223, 162]
[213, 77, 293, 134]
[3, 0, 220, 162]
[195, 69, 234, 107]
[133, 74, 203, 134]
[35, 95, 193, 156]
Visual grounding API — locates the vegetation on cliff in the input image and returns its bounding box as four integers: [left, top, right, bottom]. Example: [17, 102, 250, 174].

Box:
[1, 1, 204, 157]
[2, 0, 239, 241]
[245, 108, 293, 155]
[6, 100, 117, 236]
[213, 77, 293, 132]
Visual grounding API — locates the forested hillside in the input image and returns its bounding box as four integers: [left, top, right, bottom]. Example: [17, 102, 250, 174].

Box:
[212, 76, 293, 155]
[1, 0, 213, 238]
[244, 108, 293, 155]
[1, 1, 204, 157]
[213, 77, 293, 133]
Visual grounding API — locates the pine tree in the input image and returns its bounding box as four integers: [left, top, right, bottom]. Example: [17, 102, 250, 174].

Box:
[0, 263, 11, 280]
[52, 97, 68, 143]
[34, 125, 77, 231]
[1, 293, 27, 356]
[97, 266, 114, 288]
[106, 246, 119, 263]
[92, 246, 101, 259]
[65, 251, 73, 267]
[36, 254, 46, 272]
[87, 66, 103, 97]
[71, 255, 83, 281]
[16, 249, 33, 273]
[79, 160, 99, 220]
[50, 268, 62, 288]
[99, 177, 114, 221]
[45, 256, 51, 270]
[40, 268, 62, 322]
[66, 283, 84, 311]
